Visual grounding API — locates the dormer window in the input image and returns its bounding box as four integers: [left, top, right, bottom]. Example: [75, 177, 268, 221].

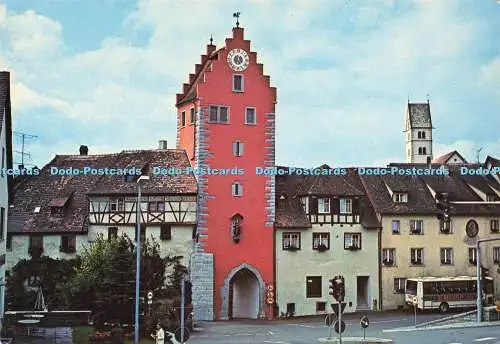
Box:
[34, 206, 41, 213]
[48, 195, 72, 216]
[124, 171, 135, 183]
[278, 194, 286, 209]
[393, 193, 408, 203]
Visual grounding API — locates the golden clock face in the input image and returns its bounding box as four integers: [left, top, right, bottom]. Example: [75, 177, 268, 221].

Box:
[227, 48, 249, 72]
[466, 219, 479, 238]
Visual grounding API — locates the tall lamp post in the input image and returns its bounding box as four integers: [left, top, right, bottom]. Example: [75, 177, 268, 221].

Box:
[135, 175, 150, 344]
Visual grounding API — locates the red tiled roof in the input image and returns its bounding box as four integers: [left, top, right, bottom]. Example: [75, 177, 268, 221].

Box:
[432, 150, 467, 164]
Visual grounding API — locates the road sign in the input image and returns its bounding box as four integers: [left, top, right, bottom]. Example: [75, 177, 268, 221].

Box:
[360, 316, 369, 328]
[334, 320, 345, 334]
[266, 291, 274, 298]
[175, 327, 190, 342]
[266, 297, 274, 305]
[331, 302, 347, 316]
[412, 296, 418, 305]
[147, 291, 153, 300]
[325, 314, 334, 327]
[267, 285, 274, 291]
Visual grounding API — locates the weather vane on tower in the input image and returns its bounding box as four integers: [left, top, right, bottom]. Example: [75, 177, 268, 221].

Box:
[233, 12, 241, 27]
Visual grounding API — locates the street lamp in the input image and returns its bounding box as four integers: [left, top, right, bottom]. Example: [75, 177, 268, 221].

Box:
[135, 175, 150, 344]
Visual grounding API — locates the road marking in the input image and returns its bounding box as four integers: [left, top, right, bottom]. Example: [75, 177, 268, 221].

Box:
[268, 329, 274, 335]
[264, 341, 290, 344]
[447, 342, 463, 344]
[287, 323, 317, 328]
[474, 338, 496, 342]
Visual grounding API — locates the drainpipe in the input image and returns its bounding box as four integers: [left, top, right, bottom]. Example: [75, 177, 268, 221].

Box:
[378, 228, 382, 310]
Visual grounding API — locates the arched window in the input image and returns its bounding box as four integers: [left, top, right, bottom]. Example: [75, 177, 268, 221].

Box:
[231, 213, 243, 243]
[422, 147, 427, 155]
[418, 147, 422, 155]
[421, 131, 426, 139]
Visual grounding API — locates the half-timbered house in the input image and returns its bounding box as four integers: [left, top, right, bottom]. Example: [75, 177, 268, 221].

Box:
[6, 145, 197, 274]
[274, 168, 382, 316]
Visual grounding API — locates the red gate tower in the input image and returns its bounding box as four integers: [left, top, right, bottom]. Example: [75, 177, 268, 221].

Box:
[176, 17, 277, 320]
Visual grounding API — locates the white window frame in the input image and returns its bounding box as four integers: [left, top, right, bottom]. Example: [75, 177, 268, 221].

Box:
[110, 198, 124, 212]
[318, 198, 330, 214]
[493, 247, 500, 264]
[393, 193, 408, 203]
[300, 197, 309, 213]
[181, 111, 186, 127]
[491, 219, 499, 233]
[232, 74, 244, 92]
[232, 182, 243, 197]
[409, 219, 424, 234]
[391, 220, 400, 234]
[245, 107, 257, 125]
[468, 247, 477, 265]
[440, 247, 453, 265]
[283, 232, 300, 250]
[190, 107, 196, 124]
[410, 248, 424, 265]
[344, 233, 361, 249]
[232, 140, 244, 157]
[394, 278, 406, 293]
[382, 248, 396, 266]
[209, 105, 230, 123]
[340, 198, 352, 214]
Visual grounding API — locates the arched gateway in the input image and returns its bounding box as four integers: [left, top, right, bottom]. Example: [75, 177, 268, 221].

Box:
[220, 263, 266, 320]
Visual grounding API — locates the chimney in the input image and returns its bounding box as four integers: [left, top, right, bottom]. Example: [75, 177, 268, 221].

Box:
[79, 145, 89, 156]
[426, 156, 431, 169]
[158, 140, 168, 150]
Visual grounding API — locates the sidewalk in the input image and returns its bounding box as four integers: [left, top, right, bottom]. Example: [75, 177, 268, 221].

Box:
[383, 320, 500, 333]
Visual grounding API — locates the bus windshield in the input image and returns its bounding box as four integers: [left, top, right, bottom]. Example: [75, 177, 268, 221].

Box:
[406, 280, 417, 295]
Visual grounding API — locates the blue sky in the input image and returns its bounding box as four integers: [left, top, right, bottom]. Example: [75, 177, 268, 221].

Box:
[1, 0, 499, 168]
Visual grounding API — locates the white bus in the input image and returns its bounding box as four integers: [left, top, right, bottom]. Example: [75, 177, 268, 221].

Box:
[405, 276, 494, 313]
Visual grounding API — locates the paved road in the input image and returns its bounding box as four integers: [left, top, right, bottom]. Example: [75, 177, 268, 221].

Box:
[189, 310, 488, 344]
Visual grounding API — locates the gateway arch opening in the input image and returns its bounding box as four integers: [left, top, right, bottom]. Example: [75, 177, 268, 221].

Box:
[229, 268, 260, 319]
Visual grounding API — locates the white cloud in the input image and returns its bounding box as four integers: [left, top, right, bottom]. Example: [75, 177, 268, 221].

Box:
[10, 81, 71, 113]
[1, 1, 498, 167]
[481, 58, 500, 91]
[0, 5, 63, 58]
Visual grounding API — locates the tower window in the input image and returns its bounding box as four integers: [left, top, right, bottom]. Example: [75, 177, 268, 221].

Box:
[421, 131, 426, 139]
[245, 107, 256, 125]
[232, 182, 243, 197]
[232, 74, 244, 92]
[232, 141, 244, 157]
[209, 105, 229, 123]
[181, 111, 186, 127]
[190, 108, 195, 124]
[418, 147, 427, 155]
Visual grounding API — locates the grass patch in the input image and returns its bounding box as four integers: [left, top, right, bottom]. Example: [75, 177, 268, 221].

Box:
[72, 326, 153, 344]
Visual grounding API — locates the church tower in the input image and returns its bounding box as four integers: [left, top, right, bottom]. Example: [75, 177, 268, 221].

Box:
[175, 17, 277, 321]
[404, 101, 433, 163]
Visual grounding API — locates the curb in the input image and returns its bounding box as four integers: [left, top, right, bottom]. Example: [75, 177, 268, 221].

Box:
[383, 321, 500, 333]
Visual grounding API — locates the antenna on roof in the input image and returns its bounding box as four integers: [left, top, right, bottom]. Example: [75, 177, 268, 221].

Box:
[13, 131, 38, 168]
[407, 94, 410, 104]
[233, 11, 241, 27]
[476, 147, 483, 164]
[426, 93, 430, 104]
[209, 34, 213, 45]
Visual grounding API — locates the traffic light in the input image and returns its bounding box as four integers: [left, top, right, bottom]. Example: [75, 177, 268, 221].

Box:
[329, 276, 345, 302]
